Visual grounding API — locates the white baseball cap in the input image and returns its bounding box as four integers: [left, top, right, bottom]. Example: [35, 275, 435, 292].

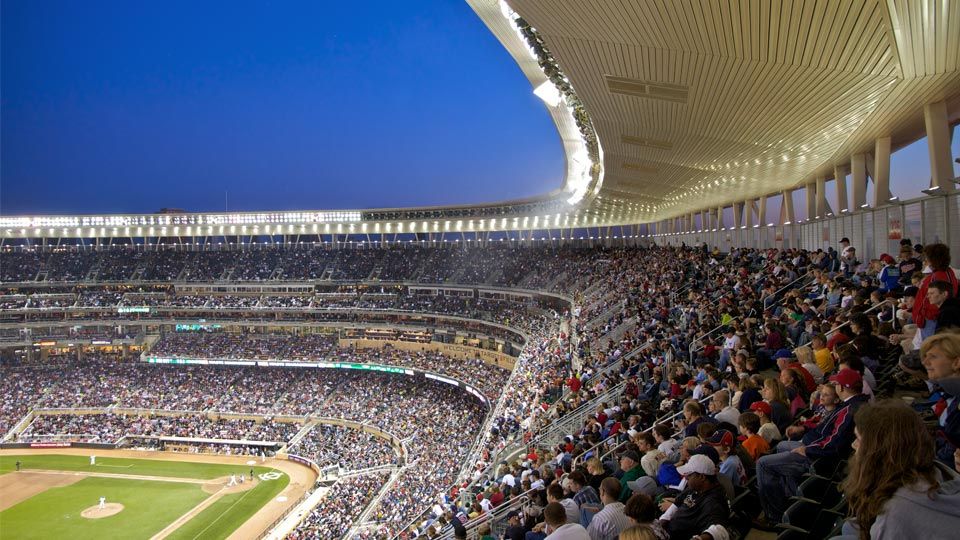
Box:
[676, 454, 717, 476]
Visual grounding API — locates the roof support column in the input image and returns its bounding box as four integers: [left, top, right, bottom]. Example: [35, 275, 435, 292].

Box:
[745, 199, 757, 228]
[716, 207, 724, 230]
[834, 165, 849, 213]
[873, 136, 893, 204]
[805, 183, 816, 222]
[924, 100, 956, 193]
[815, 175, 832, 218]
[758, 196, 768, 226]
[733, 202, 743, 229]
[781, 190, 795, 225]
[700, 210, 708, 232]
[851, 153, 868, 209]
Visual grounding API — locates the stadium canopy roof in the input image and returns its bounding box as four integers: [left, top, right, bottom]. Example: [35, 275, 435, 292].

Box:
[4, 0, 960, 240]
[475, 0, 960, 224]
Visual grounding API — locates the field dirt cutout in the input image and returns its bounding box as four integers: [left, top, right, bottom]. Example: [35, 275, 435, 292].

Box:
[81, 503, 124, 518]
[202, 476, 257, 494]
[0, 471, 83, 511]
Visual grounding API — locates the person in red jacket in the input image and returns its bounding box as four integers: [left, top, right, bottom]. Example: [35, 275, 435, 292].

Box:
[913, 244, 958, 335]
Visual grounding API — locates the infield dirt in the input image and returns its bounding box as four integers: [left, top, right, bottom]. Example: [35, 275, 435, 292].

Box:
[0, 470, 83, 511]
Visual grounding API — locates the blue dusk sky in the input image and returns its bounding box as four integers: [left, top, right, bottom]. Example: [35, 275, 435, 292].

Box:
[1, 1, 955, 217]
[1, 0, 564, 215]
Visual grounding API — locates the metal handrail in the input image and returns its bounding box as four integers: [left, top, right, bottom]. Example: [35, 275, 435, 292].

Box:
[527, 380, 628, 450]
[687, 320, 735, 363]
[596, 393, 714, 464]
[793, 297, 889, 350]
[771, 270, 816, 300]
[434, 487, 538, 540]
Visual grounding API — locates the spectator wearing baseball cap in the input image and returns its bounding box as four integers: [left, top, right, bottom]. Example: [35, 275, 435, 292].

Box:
[616, 450, 645, 502]
[503, 509, 527, 540]
[839, 239, 859, 277]
[661, 455, 731, 540]
[749, 400, 782, 444]
[878, 253, 902, 292]
[754, 367, 869, 525]
[898, 244, 923, 286]
[707, 429, 748, 488]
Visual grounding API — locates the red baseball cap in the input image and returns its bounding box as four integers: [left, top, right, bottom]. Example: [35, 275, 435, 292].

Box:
[880, 253, 896, 265]
[749, 401, 772, 417]
[830, 368, 863, 389]
[706, 429, 735, 448]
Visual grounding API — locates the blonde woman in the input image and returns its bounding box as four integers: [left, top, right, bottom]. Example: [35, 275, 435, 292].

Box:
[761, 377, 793, 433]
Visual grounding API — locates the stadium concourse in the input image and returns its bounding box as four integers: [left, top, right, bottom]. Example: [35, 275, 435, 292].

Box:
[2, 242, 959, 540]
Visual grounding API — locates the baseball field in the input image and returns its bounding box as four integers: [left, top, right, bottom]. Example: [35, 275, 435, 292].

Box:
[0, 449, 316, 540]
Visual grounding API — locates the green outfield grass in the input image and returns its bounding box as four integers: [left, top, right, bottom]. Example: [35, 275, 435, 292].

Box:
[167, 472, 289, 540]
[0, 453, 272, 479]
[0, 454, 290, 540]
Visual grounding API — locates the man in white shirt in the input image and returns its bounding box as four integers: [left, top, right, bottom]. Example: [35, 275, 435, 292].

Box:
[839, 238, 858, 276]
[543, 502, 590, 540]
[710, 389, 740, 426]
[586, 478, 632, 540]
[719, 327, 740, 372]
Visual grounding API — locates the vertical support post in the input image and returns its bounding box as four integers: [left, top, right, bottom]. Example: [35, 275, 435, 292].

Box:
[873, 137, 893, 204]
[816, 175, 832, 217]
[733, 202, 743, 229]
[805, 183, 816, 221]
[716, 207, 724, 230]
[851, 153, 868, 209]
[746, 199, 757, 228]
[924, 100, 956, 193]
[835, 165, 849, 213]
[758, 196, 768, 226]
[781, 190, 795, 225]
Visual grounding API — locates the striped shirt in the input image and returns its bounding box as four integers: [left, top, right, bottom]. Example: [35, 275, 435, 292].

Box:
[587, 502, 632, 540]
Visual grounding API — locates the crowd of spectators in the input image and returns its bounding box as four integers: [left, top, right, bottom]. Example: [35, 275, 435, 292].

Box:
[4, 241, 960, 539]
[409, 240, 960, 540]
[287, 472, 391, 540]
[1, 245, 608, 292]
[150, 333, 340, 362]
[289, 424, 401, 471]
[19, 413, 302, 445]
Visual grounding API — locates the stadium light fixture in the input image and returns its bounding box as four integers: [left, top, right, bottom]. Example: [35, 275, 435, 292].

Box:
[921, 186, 942, 195]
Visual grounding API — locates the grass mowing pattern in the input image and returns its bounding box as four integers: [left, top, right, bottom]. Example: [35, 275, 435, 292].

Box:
[0, 476, 209, 540]
[0, 454, 275, 479]
[0, 454, 290, 540]
[167, 473, 290, 540]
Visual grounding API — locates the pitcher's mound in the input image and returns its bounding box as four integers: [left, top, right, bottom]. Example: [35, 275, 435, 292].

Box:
[81, 503, 124, 518]
[202, 476, 257, 494]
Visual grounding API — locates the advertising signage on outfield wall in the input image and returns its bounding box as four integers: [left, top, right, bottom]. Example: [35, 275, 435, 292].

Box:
[141, 356, 487, 405]
[145, 356, 412, 374]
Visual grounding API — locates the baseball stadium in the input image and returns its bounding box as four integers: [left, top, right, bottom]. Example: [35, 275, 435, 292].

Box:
[2, 1, 960, 540]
